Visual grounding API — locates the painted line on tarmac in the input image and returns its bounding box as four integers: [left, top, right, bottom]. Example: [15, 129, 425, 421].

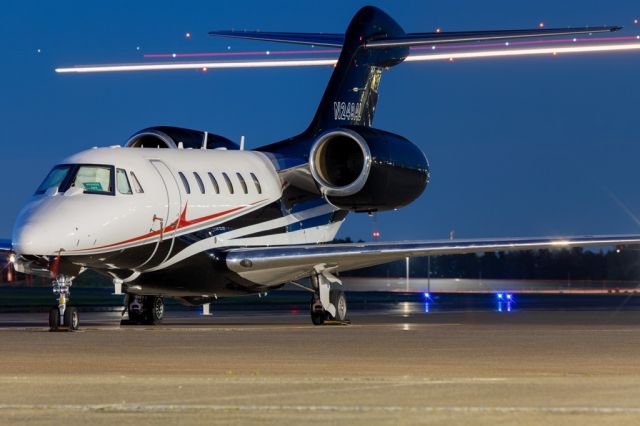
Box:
[1, 404, 640, 414]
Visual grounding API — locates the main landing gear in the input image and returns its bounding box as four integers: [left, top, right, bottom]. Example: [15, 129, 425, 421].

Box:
[123, 295, 165, 325]
[309, 265, 348, 325]
[49, 275, 79, 332]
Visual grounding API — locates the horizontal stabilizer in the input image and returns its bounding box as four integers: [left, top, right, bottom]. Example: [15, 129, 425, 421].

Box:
[208, 30, 344, 47]
[367, 26, 621, 48]
[210, 26, 622, 49]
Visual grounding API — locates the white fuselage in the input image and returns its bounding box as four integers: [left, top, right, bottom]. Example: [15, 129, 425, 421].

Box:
[12, 147, 343, 277]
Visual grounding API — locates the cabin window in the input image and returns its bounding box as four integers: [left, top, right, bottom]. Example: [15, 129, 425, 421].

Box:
[116, 169, 132, 194]
[222, 172, 234, 194]
[178, 172, 191, 194]
[208, 172, 220, 194]
[129, 171, 144, 193]
[236, 173, 248, 194]
[250, 172, 262, 194]
[193, 172, 205, 194]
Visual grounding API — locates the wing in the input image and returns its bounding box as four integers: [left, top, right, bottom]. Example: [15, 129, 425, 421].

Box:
[0, 239, 11, 253]
[209, 27, 621, 48]
[225, 235, 640, 286]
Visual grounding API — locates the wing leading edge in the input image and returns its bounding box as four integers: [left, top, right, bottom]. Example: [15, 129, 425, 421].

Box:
[0, 239, 11, 253]
[225, 235, 640, 286]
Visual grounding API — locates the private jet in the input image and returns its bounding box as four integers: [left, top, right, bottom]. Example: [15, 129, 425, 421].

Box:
[2, 6, 639, 331]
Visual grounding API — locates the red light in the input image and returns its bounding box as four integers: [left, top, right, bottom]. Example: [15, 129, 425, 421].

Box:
[372, 231, 381, 238]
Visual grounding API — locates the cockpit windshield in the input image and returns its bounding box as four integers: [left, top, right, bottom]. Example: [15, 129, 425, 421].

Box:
[35, 165, 72, 195]
[71, 165, 113, 194]
[35, 164, 115, 196]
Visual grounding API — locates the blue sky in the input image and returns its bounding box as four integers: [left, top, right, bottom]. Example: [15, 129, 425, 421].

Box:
[1, 0, 639, 241]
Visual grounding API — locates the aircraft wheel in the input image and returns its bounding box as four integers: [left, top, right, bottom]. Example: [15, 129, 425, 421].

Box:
[310, 310, 326, 325]
[310, 296, 325, 325]
[64, 306, 79, 331]
[48, 307, 60, 332]
[143, 296, 164, 325]
[329, 289, 347, 321]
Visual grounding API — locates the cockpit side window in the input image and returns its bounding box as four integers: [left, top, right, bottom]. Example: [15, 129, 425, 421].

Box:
[129, 171, 144, 193]
[71, 165, 114, 195]
[116, 169, 133, 194]
[35, 165, 72, 195]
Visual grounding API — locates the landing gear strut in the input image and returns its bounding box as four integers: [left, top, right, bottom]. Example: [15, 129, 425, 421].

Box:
[309, 265, 348, 325]
[49, 275, 79, 332]
[124, 295, 165, 325]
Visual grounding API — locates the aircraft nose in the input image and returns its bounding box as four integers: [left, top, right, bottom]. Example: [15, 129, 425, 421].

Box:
[12, 200, 70, 256]
[12, 222, 59, 256]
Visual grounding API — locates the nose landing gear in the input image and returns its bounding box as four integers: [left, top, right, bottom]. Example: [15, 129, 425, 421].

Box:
[49, 275, 79, 332]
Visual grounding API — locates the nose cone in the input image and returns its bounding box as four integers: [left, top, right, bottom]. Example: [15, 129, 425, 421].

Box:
[12, 198, 70, 256]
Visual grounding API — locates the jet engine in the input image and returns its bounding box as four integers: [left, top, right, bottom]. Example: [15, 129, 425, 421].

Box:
[309, 127, 429, 212]
[126, 126, 239, 150]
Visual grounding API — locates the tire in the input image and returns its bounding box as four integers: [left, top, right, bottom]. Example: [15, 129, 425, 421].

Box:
[329, 289, 347, 321]
[309, 296, 325, 325]
[48, 307, 60, 332]
[143, 296, 164, 325]
[311, 310, 326, 325]
[64, 307, 79, 331]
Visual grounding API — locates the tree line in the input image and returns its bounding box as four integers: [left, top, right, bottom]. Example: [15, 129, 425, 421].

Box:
[332, 238, 640, 280]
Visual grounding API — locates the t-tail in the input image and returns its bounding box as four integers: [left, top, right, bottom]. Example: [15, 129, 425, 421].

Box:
[210, 6, 620, 137]
[210, 6, 620, 214]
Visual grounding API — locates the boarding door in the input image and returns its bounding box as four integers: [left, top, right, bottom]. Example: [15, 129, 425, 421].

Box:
[140, 160, 182, 269]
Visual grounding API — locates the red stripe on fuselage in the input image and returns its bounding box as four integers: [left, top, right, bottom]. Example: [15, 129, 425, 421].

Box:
[70, 204, 250, 252]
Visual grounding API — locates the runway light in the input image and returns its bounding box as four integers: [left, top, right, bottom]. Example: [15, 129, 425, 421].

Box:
[506, 294, 513, 301]
[635, 19, 639, 25]
[201, 67, 208, 72]
[497, 293, 504, 300]
[372, 231, 381, 238]
[539, 22, 545, 28]
[185, 32, 191, 39]
[435, 27, 442, 33]
[423, 292, 431, 300]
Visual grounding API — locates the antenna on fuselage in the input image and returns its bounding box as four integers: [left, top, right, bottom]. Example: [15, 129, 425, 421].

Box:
[240, 135, 245, 151]
[201, 131, 209, 150]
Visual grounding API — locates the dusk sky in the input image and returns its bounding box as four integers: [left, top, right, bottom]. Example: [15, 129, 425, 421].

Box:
[1, 0, 639, 242]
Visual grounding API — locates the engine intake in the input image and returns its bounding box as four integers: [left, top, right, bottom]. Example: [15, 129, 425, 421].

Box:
[309, 127, 429, 212]
[310, 129, 372, 197]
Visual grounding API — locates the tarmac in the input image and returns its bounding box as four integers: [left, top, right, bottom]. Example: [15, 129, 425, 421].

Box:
[1, 302, 640, 425]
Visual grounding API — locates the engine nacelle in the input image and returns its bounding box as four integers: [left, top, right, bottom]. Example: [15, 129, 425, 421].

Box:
[309, 127, 429, 212]
[126, 126, 239, 150]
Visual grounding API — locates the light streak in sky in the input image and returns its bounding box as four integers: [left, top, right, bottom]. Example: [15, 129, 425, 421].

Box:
[56, 42, 640, 73]
[142, 36, 639, 59]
